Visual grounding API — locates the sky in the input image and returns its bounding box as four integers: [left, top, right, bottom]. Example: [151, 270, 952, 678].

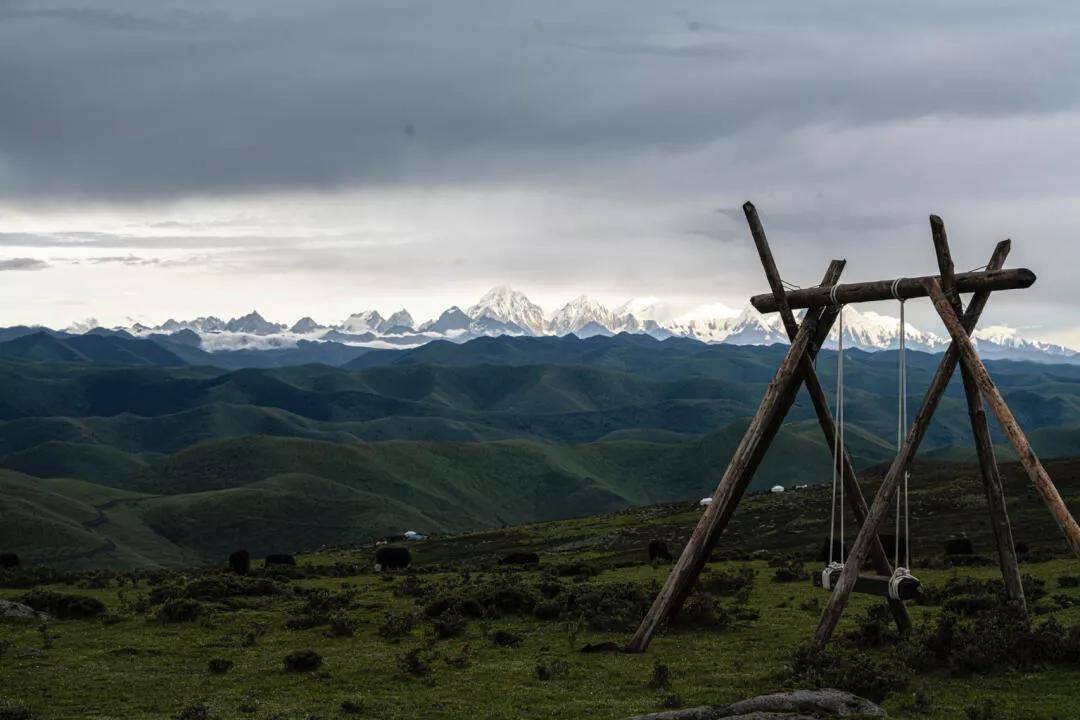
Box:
[2, 1, 1080, 342]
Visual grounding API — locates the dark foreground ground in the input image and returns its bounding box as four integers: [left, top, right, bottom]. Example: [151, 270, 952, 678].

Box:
[2, 457, 1080, 719]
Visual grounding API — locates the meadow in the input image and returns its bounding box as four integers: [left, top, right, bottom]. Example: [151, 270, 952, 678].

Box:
[3, 458, 1079, 720]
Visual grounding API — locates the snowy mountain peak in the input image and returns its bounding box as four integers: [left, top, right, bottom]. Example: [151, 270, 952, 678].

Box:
[467, 286, 546, 336]
[384, 309, 415, 332]
[342, 310, 384, 334]
[550, 295, 614, 336]
[290, 317, 325, 334]
[828, 306, 944, 351]
[225, 311, 284, 336]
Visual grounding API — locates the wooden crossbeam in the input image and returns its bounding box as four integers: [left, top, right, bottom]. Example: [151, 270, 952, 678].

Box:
[750, 268, 1035, 313]
[812, 570, 921, 601]
[744, 201, 911, 633]
[930, 219, 1027, 615]
[810, 242, 1012, 650]
[625, 261, 844, 653]
[927, 279, 1080, 559]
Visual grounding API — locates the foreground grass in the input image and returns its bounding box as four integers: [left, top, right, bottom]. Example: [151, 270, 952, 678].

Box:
[2, 556, 1080, 720]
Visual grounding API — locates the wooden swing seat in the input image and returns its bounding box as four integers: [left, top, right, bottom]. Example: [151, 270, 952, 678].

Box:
[812, 568, 921, 601]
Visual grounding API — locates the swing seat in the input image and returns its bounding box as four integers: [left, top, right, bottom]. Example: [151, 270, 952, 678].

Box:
[812, 568, 921, 600]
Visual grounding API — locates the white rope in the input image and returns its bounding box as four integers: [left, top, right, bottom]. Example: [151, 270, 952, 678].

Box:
[888, 280, 917, 599]
[827, 284, 845, 570]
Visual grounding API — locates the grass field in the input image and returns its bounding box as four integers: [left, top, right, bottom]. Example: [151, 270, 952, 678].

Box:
[3, 460, 1080, 719]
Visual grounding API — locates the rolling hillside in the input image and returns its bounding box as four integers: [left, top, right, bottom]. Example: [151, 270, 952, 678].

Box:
[3, 334, 1080, 568]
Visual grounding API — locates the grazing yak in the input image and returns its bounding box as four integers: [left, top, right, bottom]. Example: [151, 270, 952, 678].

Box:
[374, 546, 411, 571]
[648, 540, 673, 564]
[945, 536, 975, 556]
[265, 553, 296, 567]
[0, 553, 19, 568]
[498, 552, 540, 566]
[228, 549, 251, 575]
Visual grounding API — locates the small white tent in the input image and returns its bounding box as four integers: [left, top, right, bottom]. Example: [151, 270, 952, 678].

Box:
[770, 485, 785, 494]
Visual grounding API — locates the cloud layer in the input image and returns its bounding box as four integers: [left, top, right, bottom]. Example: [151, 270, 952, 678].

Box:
[1, 2, 1079, 340]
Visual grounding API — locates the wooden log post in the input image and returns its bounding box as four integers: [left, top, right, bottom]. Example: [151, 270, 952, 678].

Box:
[809, 242, 1013, 650]
[625, 262, 844, 653]
[927, 278, 1080, 559]
[751, 268, 1035, 313]
[930, 217, 1027, 615]
[744, 201, 912, 632]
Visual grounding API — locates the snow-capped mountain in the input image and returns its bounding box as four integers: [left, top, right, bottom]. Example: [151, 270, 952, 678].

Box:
[549, 295, 616, 337]
[224, 311, 284, 336]
[467, 286, 546, 336]
[826, 307, 946, 352]
[290, 317, 326, 334]
[669, 306, 786, 345]
[973, 325, 1079, 360]
[115, 284, 1080, 364]
[342, 310, 384, 334]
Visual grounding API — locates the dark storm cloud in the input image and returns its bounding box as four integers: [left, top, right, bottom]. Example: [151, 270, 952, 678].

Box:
[2, 1, 1080, 201]
[0, 257, 49, 271]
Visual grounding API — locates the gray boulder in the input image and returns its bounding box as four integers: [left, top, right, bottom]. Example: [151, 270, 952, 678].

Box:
[0, 599, 49, 623]
[622, 689, 886, 719]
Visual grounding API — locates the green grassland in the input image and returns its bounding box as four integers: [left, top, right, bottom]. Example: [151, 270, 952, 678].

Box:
[2, 457, 1079, 719]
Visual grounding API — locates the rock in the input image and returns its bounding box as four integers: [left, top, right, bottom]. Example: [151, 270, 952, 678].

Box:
[0, 599, 49, 623]
[620, 689, 886, 719]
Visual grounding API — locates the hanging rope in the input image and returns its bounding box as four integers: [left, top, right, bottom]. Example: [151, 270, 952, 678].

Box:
[823, 283, 845, 590]
[889, 279, 917, 600]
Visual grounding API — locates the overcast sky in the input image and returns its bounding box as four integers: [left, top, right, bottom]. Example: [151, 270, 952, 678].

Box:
[2, 1, 1079, 341]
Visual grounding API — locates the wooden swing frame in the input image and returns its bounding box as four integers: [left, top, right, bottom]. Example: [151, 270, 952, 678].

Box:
[625, 202, 1080, 653]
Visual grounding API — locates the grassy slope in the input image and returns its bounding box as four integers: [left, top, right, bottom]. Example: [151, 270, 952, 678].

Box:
[2, 456, 1079, 719]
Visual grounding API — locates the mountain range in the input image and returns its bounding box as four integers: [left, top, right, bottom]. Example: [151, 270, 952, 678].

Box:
[43, 284, 1078, 364]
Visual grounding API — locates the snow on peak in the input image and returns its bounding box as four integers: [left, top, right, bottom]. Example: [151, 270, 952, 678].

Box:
[668, 304, 785, 345]
[342, 310, 384, 334]
[384, 309, 415, 331]
[613, 297, 679, 326]
[550, 295, 615, 336]
[66, 317, 100, 334]
[467, 285, 546, 336]
[828, 306, 944, 351]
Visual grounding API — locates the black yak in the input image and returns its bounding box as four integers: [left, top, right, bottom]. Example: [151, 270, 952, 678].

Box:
[374, 546, 411, 571]
[648, 540, 673, 564]
[945, 536, 975, 556]
[228, 549, 250, 575]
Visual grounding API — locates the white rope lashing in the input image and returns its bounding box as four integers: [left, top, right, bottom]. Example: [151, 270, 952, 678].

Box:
[824, 283, 845, 590]
[889, 278, 917, 600]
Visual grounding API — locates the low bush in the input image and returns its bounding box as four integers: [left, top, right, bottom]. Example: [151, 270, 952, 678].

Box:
[0, 697, 32, 720]
[207, 658, 233, 675]
[790, 642, 912, 703]
[283, 649, 322, 673]
[378, 612, 416, 641]
[489, 629, 522, 648]
[20, 590, 105, 620]
[325, 613, 356, 638]
[157, 599, 203, 623]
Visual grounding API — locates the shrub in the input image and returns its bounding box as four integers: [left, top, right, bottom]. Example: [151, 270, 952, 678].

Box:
[378, 612, 415, 641]
[283, 649, 322, 673]
[20, 590, 105, 620]
[429, 610, 467, 640]
[174, 703, 218, 720]
[325, 613, 356, 638]
[1058, 574, 1080, 588]
[489, 629, 522, 648]
[534, 658, 568, 681]
[340, 697, 364, 715]
[844, 604, 899, 649]
[0, 698, 32, 720]
[207, 658, 233, 675]
[157, 599, 203, 623]
[698, 567, 755, 601]
[397, 648, 432, 678]
[648, 660, 670, 689]
[790, 643, 912, 703]
[964, 699, 998, 720]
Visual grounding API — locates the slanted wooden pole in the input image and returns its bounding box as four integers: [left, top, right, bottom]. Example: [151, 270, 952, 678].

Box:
[810, 243, 1012, 650]
[744, 201, 912, 632]
[626, 261, 844, 653]
[751, 268, 1035, 313]
[930, 218, 1027, 615]
[927, 278, 1080, 559]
